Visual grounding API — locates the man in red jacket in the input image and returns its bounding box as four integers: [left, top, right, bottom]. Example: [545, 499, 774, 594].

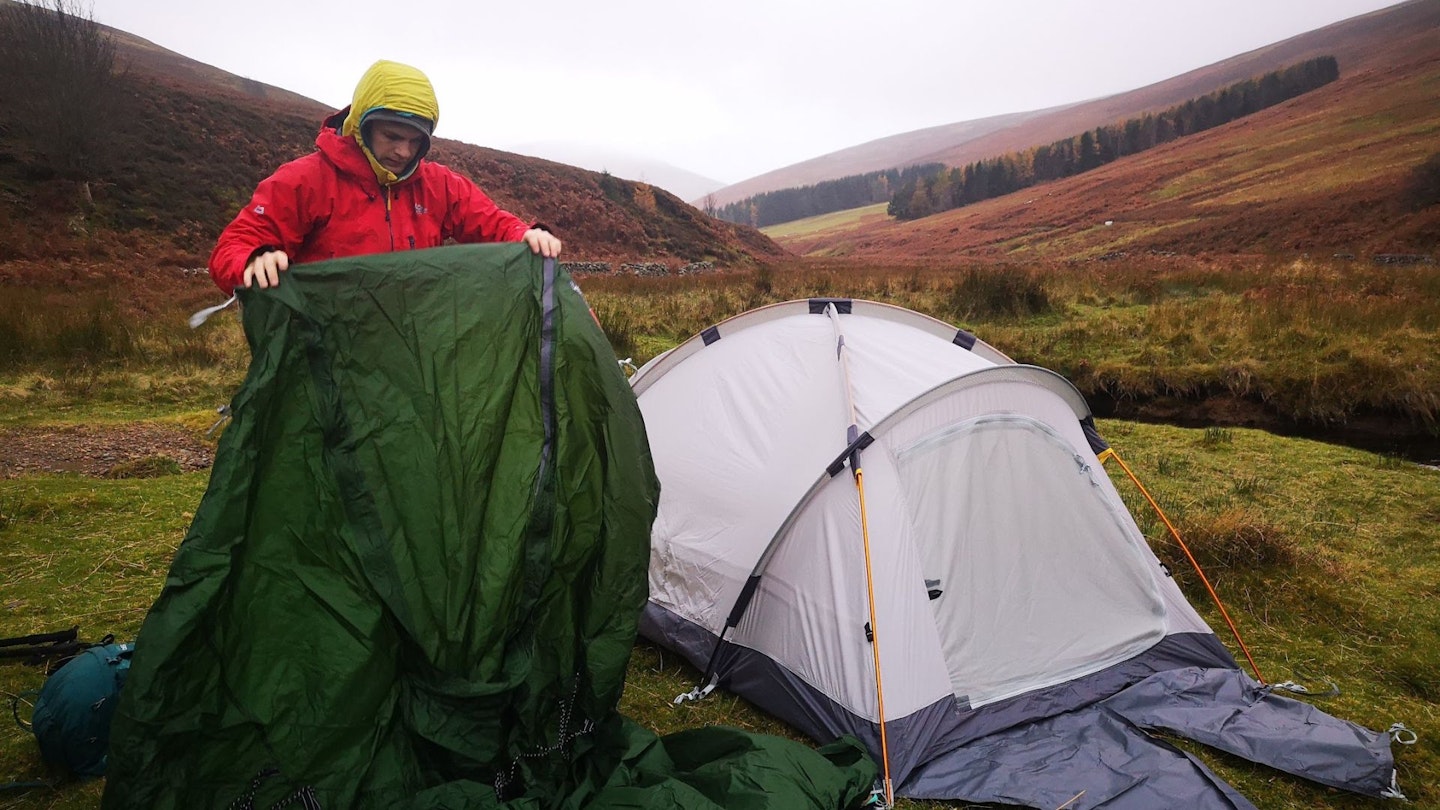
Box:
[209, 59, 561, 294]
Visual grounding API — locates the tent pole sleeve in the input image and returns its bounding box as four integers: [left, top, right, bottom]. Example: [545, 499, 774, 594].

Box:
[826, 302, 895, 806]
[685, 572, 766, 700]
[855, 466, 895, 807]
[726, 575, 763, 627]
[1100, 448, 1267, 684]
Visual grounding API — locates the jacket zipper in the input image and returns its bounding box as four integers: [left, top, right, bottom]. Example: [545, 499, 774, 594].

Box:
[385, 185, 394, 251]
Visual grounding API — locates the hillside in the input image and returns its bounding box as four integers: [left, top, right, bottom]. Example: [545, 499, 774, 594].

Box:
[703, 106, 1074, 207]
[0, 12, 784, 299]
[711, 0, 1438, 210]
[769, 11, 1440, 261]
[508, 141, 727, 203]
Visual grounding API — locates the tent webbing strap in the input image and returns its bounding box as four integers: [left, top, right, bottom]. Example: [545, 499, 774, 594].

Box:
[1098, 448, 1266, 684]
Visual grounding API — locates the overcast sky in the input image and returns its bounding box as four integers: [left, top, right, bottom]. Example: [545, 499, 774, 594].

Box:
[90, 0, 1406, 185]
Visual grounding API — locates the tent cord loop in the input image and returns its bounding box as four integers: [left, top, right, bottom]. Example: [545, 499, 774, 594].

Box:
[1388, 723, 1418, 745]
[673, 676, 718, 705]
[1268, 679, 1339, 697]
[1380, 769, 1408, 800]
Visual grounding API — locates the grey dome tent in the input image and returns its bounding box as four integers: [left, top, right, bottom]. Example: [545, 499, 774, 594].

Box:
[632, 298, 1407, 809]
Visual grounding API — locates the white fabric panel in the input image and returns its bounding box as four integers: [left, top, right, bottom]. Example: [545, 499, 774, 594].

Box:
[641, 316, 850, 633]
[874, 371, 1213, 644]
[1083, 451, 1215, 637]
[735, 457, 952, 721]
[840, 317, 995, 430]
[881, 375, 1082, 452]
[895, 416, 1168, 707]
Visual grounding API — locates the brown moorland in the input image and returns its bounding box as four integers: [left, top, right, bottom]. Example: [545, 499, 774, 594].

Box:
[711, 0, 1440, 209]
[0, 12, 785, 320]
[769, 15, 1440, 261]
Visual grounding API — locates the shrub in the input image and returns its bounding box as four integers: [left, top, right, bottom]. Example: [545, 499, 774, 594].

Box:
[946, 266, 1052, 320]
[1405, 151, 1440, 210]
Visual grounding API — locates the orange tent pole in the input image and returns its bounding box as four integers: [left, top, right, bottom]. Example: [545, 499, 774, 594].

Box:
[1099, 448, 1266, 684]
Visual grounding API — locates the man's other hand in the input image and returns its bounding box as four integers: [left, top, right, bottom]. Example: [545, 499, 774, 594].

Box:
[522, 229, 562, 259]
[244, 250, 290, 288]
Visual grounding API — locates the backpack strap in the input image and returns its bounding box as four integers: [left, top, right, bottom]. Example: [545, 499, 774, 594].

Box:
[0, 626, 78, 650]
[0, 630, 113, 672]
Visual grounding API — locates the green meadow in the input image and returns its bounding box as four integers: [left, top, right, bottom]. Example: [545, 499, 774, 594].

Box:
[2, 257, 1437, 808]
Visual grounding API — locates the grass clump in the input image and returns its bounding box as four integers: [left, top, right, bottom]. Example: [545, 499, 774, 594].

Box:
[1202, 426, 1234, 446]
[1171, 507, 1301, 570]
[946, 265, 1052, 320]
[103, 454, 183, 479]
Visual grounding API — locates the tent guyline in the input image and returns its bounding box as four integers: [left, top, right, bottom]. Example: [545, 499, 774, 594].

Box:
[1098, 448, 1266, 685]
[827, 303, 896, 809]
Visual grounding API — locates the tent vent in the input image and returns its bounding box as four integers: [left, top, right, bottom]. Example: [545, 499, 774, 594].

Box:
[808, 298, 853, 315]
[701, 326, 721, 345]
[953, 330, 978, 350]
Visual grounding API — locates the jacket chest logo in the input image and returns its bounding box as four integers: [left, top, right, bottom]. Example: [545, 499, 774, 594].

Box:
[413, 204, 427, 215]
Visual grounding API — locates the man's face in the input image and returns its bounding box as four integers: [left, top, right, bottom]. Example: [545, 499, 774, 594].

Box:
[369, 120, 426, 174]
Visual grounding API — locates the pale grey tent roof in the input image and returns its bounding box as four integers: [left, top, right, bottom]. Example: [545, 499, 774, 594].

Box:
[634, 298, 1407, 807]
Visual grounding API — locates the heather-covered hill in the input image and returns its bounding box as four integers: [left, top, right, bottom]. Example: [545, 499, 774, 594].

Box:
[712, 0, 1438, 211]
[769, 20, 1440, 261]
[0, 14, 784, 298]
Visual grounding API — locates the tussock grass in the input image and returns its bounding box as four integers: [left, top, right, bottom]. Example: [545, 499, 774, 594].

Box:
[586, 255, 1440, 430]
[0, 297, 245, 426]
[0, 288, 239, 372]
[101, 454, 183, 479]
[3, 421, 1436, 809]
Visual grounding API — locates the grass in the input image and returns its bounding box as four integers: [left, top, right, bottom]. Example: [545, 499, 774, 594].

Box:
[3, 423, 1436, 809]
[584, 256, 1440, 433]
[3, 256, 1439, 808]
[760, 203, 890, 240]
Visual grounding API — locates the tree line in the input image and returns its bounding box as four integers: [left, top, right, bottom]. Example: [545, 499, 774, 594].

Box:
[712, 164, 945, 228]
[888, 56, 1340, 220]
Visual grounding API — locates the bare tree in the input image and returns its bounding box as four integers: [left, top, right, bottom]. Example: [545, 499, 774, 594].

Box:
[0, 0, 120, 201]
[701, 192, 718, 218]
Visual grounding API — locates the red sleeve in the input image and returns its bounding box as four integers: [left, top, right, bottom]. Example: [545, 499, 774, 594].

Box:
[207, 157, 322, 295]
[437, 165, 532, 245]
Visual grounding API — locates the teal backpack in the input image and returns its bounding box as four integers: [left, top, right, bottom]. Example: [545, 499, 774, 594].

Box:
[30, 641, 133, 777]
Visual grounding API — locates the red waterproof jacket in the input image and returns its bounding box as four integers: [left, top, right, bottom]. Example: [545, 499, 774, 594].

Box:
[208, 109, 531, 294]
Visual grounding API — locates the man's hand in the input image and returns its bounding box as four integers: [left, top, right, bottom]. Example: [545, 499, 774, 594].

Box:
[243, 250, 290, 288]
[522, 228, 562, 259]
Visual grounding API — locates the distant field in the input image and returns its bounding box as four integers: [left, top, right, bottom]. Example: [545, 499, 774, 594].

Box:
[760, 202, 889, 241]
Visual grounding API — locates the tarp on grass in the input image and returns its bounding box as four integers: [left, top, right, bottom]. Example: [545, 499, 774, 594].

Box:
[101, 244, 876, 809]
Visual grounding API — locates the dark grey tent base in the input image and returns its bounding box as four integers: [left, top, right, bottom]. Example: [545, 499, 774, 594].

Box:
[900, 702, 1259, 809]
[1104, 666, 1398, 796]
[640, 603, 1402, 806]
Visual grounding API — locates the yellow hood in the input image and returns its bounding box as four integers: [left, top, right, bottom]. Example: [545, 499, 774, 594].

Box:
[341, 60, 440, 185]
